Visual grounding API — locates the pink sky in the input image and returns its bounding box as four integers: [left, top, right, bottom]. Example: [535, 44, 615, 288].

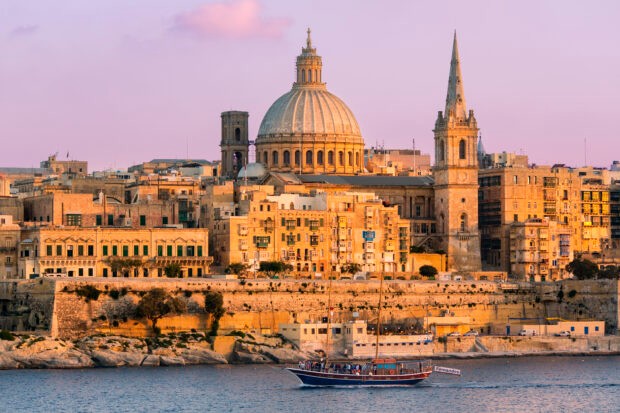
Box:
[1, 0, 619, 171]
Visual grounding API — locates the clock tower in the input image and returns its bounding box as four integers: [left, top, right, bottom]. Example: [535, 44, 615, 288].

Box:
[433, 32, 481, 272]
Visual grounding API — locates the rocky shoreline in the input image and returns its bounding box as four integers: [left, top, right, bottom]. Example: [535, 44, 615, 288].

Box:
[1, 333, 618, 370]
[0, 332, 310, 369]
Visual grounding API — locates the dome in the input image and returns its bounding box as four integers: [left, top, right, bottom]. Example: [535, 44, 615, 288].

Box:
[257, 87, 361, 137]
[237, 162, 267, 180]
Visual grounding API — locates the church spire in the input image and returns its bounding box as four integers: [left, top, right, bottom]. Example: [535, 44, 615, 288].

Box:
[445, 31, 467, 119]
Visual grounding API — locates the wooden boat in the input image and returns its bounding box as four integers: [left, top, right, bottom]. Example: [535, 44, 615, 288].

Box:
[286, 275, 460, 387]
[286, 358, 434, 386]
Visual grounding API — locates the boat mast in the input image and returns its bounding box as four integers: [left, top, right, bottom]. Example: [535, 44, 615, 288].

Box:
[325, 277, 333, 368]
[374, 273, 383, 360]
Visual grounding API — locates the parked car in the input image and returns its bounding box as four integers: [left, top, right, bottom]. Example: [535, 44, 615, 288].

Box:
[554, 331, 571, 337]
[464, 330, 479, 337]
[518, 329, 537, 336]
[447, 331, 461, 337]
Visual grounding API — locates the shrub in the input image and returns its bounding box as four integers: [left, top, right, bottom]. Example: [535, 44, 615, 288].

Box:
[109, 290, 120, 300]
[0, 330, 15, 341]
[567, 289, 577, 299]
[75, 285, 101, 302]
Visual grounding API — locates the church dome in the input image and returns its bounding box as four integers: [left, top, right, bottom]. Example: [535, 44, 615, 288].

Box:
[258, 87, 361, 137]
[255, 29, 365, 175]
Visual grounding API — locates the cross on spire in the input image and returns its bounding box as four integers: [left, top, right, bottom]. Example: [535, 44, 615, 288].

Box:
[306, 27, 312, 49]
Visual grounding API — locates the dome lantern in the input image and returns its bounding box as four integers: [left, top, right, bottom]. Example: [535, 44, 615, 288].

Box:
[295, 28, 324, 88]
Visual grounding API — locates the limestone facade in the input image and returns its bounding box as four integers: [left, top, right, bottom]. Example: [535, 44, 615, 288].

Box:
[18, 227, 212, 278]
[211, 188, 411, 277]
[0, 215, 20, 279]
[479, 165, 612, 276]
[220, 111, 250, 178]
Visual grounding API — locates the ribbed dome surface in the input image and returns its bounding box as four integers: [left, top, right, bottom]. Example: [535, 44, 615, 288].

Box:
[257, 86, 361, 138]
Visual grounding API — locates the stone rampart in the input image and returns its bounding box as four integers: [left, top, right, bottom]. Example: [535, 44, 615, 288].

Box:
[0, 278, 616, 340]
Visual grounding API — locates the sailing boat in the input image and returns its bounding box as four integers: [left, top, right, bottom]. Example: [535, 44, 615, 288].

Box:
[286, 274, 460, 386]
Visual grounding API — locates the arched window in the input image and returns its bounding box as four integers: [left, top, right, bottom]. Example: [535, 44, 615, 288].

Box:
[294, 150, 300, 166]
[234, 151, 242, 171]
[355, 152, 360, 166]
[272, 151, 279, 165]
[317, 150, 324, 165]
[460, 213, 468, 232]
[263, 151, 268, 166]
[290, 202, 295, 210]
[328, 151, 334, 165]
[308, 70, 312, 82]
[438, 139, 445, 162]
[306, 150, 313, 165]
[348, 151, 353, 166]
[302, 69, 306, 82]
[338, 151, 344, 166]
[283, 150, 290, 165]
[234, 128, 241, 142]
[459, 139, 466, 160]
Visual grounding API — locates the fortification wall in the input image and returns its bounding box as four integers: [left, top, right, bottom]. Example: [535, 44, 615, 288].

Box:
[0, 278, 616, 340]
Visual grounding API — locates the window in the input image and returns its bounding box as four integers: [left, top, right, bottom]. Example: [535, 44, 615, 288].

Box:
[157, 245, 163, 256]
[103, 245, 108, 256]
[140, 215, 146, 226]
[103, 268, 108, 277]
[78, 268, 83, 276]
[197, 246, 203, 257]
[513, 175, 518, 184]
[162, 216, 168, 225]
[460, 213, 467, 232]
[263, 151, 268, 166]
[294, 150, 300, 166]
[88, 245, 94, 256]
[235, 127, 241, 142]
[143, 245, 148, 256]
[66, 214, 82, 226]
[167, 245, 173, 256]
[338, 151, 344, 166]
[133, 245, 139, 256]
[56, 245, 62, 256]
[88, 268, 93, 276]
[112, 245, 118, 256]
[67, 246, 74, 258]
[177, 246, 183, 256]
[283, 150, 290, 165]
[305, 150, 313, 165]
[107, 214, 114, 225]
[317, 150, 324, 165]
[459, 139, 466, 159]
[348, 151, 353, 166]
[46, 245, 52, 256]
[78, 245, 84, 256]
[187, 246, 195, 256]
[438, 139, 445, 161]
[272, 151, 279, 165]
[355, 152, 360, 166]
[328, 151, 334, 165]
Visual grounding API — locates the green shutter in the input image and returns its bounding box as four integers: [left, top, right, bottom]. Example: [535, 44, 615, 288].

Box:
[177, 246, 183, 256]
[133, 245, 139, 256]
[103, 245, 108, 256]
[143, 245, 148, 256]
[197, 246, 203, 257]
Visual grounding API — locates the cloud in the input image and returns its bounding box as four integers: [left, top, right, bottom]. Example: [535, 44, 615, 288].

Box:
[9, 25, 39, 37]
[171, 0, 291, 39]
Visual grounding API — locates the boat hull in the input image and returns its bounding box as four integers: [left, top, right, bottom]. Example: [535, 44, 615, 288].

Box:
[286, 368, 431, 387]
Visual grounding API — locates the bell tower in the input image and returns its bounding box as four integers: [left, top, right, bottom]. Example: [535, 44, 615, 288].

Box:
[433, 32, 481, 272]
[220, 111, 249, 178]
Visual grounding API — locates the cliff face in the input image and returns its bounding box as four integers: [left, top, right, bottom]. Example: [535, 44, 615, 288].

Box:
[0, 278, 617, 340]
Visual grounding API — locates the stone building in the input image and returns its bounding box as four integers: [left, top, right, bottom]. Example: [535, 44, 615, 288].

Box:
[509, 218, 573, 282]
[40, 155, 88, 176]
[220, 111, 250, 178]
[211, 187, 410, 277]
[479, 165, 612, 275]
[255, 29, 365, 175]
[18, 227, 212, 278]
[0, 215, 20, 279]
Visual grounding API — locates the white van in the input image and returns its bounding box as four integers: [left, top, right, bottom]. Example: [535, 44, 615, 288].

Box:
[518, 329, 537, 336]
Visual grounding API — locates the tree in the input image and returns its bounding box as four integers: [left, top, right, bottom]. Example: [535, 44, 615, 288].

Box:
[204, 291, 225, 336]
[105, 257, 143, 276]
[419, 265, 438, 278]
[259, 261, 292, 278]
[340, 262, 362, 276]
[566, 258, 599, 280]
[598, 266, 619, 279]
[136, 288, 187, 335]
[164, 263, 182, 278]
[225, 263, 249, 277]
